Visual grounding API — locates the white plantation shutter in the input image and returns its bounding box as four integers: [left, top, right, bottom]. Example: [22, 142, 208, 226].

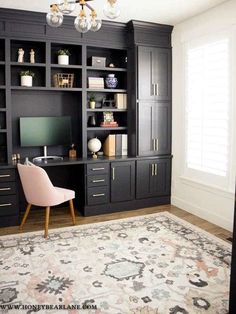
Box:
[185, 37, 230, 182]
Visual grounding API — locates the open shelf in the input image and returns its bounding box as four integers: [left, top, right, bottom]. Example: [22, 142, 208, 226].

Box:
[0, 39, 5, 62]
[51, 43, 82, 66]
[11, 62, 46, 67]
[51, 64, 82, 69]
[11, 40, 46, 63]
[87, 46, 127, 69]
[11, 86, 82, 92]
[87, 108, 127, 112]
[11, 65, 45, 87]
[0, 89, 5, 108]
[87, 88, 127, 93]
[86, 66, 127, 72]
[87, 127, 127, 131]
[51, 68, 82, 88]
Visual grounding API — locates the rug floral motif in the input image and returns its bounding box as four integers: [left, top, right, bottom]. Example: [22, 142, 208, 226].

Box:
[0, 212, 231, 314]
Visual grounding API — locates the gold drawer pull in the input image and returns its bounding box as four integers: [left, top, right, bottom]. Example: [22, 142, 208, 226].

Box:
[0, 188, 11, 191]
[91, 167, 105, 171]
[92, 179, 105, 183]
[0, 203, 12, 207]
[92, 193, 105, 197]
[0, 174, 10, 178]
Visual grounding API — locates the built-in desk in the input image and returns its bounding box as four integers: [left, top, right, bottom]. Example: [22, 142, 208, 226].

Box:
[0, 155, 171, 227]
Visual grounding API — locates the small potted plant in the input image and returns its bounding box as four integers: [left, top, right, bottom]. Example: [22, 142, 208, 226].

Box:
[57, 49, 71, 65]
[89, 95, 96, 109]
[20, 70, 35, 87]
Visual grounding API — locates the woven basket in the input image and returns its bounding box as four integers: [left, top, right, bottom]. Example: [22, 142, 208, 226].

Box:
[53, 73, 74, 88]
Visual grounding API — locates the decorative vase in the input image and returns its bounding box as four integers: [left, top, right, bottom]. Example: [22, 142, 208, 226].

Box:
[21, 75, 32, 87]
[105, 74, 118, 89]
[58, 55, 69, 65]
[89, 101, 96, 109]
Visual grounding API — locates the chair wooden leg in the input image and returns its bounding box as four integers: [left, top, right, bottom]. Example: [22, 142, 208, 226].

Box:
[69, 199, 76, 225]
[44, 206, 50, 239]
[19, 203, 32, 230]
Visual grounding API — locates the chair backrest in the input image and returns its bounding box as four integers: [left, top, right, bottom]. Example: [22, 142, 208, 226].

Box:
[17, 163, 61, 206]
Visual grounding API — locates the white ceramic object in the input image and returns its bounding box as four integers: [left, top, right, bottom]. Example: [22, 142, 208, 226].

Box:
[21, 75, 32, 87]
[89, 101, 96, 109]
[88, 138, 102, 158]
[58, 55, 69, 65]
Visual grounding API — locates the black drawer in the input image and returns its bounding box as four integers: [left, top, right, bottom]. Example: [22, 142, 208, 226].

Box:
[87, 186, 109, 205]
[0, 195, 18, 216]
[0, 169, 15, 182]
[87, 163, 109, 175]
[0, 182, 16, 196]
[87, 174, 109, 188]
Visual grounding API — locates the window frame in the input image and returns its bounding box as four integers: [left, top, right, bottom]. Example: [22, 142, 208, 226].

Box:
[182, 30, 235, 192]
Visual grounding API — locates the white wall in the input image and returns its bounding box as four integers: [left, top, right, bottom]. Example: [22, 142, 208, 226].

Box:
[172, 0, 236, 231]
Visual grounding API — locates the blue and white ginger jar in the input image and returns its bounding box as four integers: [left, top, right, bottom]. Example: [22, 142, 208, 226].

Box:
[105, 74, 118, 89]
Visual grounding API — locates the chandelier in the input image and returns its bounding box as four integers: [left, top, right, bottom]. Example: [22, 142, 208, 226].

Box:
[46, 0, 121, 33]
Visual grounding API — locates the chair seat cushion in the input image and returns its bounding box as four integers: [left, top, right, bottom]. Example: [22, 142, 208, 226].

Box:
[55, 187, 75, 203]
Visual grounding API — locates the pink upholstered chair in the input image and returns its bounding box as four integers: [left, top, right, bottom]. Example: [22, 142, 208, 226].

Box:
[17, 163, 76, 238]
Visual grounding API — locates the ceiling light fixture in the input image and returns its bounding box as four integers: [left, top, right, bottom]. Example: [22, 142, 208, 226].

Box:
[46, 0, 120, 33]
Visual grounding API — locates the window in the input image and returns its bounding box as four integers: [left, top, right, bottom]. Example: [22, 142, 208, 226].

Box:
[184, 34, 233, 188]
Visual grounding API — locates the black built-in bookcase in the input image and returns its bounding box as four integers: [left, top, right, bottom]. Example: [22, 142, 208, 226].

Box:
[0, 9, 173, 225]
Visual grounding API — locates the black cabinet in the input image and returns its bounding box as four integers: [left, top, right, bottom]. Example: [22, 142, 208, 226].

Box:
[138, 102, 171, 156]
[136, 158, 171, 199]
[0, 168, 19, 226]
[111, 161, 135, 203]
[138, 46, 171, 101]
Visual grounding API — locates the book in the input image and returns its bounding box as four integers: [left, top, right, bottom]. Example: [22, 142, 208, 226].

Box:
[103, 134, 116, 156]
[122, 134, 128, 155]
[103, 134, 128, 156]
[114, 93, 127, 109]
[115, 134, 122, 155]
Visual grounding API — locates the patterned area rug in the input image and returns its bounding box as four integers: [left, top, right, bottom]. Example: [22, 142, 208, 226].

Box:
[0, 212, 231, 314]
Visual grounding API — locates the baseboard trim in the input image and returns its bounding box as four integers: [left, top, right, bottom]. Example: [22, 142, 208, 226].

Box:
[171, 196, 233, 232]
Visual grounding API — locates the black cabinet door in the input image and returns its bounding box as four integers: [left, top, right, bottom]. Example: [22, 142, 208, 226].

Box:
[138, 101, 171, 156]
[136, 158, 171, 199]
[111, 161, 135, 203]
[138, 46, 171, 101]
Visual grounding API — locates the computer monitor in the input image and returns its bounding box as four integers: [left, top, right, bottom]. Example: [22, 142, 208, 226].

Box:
[20, 116, 72, 162]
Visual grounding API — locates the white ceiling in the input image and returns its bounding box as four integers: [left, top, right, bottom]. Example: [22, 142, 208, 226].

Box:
[0, 0, 229, 25]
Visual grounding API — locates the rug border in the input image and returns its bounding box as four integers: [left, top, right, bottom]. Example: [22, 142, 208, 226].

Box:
[0, 211, 232, 249]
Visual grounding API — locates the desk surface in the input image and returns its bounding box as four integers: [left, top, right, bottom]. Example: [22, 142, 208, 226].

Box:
[0, 155, 173, 169]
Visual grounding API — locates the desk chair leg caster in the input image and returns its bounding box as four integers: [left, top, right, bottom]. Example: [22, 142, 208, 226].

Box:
[19, 203, 32, 231]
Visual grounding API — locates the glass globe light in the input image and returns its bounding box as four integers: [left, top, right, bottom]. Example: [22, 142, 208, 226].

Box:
[74, 16, 91, 33]
[58, 0, 76, 15]
[46, 10, 63, 27]
[103, 0, 120, 19]
[90, 17, 102, 32]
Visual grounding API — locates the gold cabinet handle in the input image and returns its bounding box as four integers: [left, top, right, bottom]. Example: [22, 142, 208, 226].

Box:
[92, 179, 105, 183]
[112, 167, 115, 180]
[155, 163, 158, 176]
[0, 203, 12, 207]
[92, 167, 105, 171]
[153, 139, 156, 151]
[151, 164, 154, 176]
[0, 174, 10, 178]
[155, 138, 159, 151]
[92, 193, 105, 197]
[0, 188, 11, 191]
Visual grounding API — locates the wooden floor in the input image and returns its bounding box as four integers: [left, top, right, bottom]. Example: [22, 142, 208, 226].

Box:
[0, 204, 232, 242]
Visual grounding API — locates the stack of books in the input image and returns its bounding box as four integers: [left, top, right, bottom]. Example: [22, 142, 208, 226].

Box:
[103, 134, 128, 156]
[100, 121, 119, 128]
[88, 77, 104, 89]
[114, 93, 127, 109]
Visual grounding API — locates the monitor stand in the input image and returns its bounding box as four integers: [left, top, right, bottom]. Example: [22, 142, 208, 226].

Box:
[32, 146, 63, 163]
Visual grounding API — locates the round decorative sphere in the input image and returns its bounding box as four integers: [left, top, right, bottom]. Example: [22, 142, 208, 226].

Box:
[105, 74, 118, 89]
[88, 138, 102, 154]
